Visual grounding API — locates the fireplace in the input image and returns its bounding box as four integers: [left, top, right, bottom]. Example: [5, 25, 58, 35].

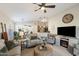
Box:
[60, 38, 69, 48]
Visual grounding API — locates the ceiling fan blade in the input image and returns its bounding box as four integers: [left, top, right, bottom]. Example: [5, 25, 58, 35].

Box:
[33, 3, 39, 5]
[35, 8, 41, 11]
[45, 5, 56, 8]
[44, 9, 47, 13]
[42, 3, 46, 6]
[33, 3, 43, 7]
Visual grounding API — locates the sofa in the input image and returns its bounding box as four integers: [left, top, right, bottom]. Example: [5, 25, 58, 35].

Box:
[25, 33, 56, 48]
[0, 39, 21, 56]
[26, 39, 44, 48]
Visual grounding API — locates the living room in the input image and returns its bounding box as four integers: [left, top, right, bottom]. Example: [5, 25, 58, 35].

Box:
[0, 3, 79, 56]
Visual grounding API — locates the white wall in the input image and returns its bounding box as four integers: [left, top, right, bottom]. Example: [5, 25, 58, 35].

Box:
[0, 10, 15, 40]
[48, 5, 79, 35]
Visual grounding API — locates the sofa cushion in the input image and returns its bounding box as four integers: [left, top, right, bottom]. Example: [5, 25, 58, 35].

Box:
[5, 41, 18, 50]
[0, 46, 8, 53]
[0, 46, 8, 56]
[27, 39, 43, 48]
[30, 36, 37, 40]
[8, 46, 21, 56]
[0, 40, 8, 56]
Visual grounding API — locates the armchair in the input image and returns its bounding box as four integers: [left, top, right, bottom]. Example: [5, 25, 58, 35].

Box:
[0, 39, 21, 56]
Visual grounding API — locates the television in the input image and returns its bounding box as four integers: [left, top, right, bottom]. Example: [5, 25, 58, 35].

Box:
[57, 26, 76, 37]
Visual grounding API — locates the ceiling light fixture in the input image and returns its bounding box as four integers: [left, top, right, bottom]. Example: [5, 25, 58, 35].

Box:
[41, 7, 45, 10]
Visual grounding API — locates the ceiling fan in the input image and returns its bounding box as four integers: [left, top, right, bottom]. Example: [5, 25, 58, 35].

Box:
[33, 3, 56, 13]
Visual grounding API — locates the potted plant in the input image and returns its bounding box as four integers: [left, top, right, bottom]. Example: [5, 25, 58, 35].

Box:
[14, 31, 19, 41]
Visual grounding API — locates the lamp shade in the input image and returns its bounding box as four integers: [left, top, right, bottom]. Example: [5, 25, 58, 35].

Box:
[19, 31, 24, 36]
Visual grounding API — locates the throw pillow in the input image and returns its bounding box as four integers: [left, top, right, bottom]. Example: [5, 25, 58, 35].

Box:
[30, 36, 37, 40]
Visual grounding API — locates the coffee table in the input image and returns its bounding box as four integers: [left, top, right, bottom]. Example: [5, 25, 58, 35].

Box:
[34, 44, 53, 56]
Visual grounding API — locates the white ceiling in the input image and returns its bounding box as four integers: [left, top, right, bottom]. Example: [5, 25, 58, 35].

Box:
[0, 3, 78, 23]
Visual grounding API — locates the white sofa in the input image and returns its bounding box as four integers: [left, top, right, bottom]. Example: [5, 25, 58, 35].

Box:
[0, 39, 21, 56]
[26, 33, 56, 47]
[26, 39, 43, 47]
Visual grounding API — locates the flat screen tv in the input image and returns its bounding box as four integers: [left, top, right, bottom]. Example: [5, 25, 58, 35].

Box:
[57, 26, 76, 37]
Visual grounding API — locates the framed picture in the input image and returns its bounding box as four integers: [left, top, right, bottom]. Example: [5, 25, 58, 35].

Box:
[37, 21, 48, 32]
